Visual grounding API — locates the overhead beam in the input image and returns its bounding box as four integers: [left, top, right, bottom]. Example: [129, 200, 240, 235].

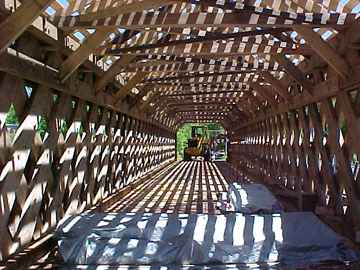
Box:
[146, 82, 249, 91]
[66, 0, 181, 22]
[261, 71, 291, 101]
[102, 49, 312, 58]
[59, 29, 110, 82]
[95, 55, 136, 93]
[100, 43, 301, 58]
[166, 101, 232, 107]
[146, 70, 256, 82]
[121, 62, 278, 74]
[139, 95, 157, 113]
[0, 0, 55, 53]
[160, 90, 244, 97]
[250, 82, 277, 107]
[96, 28, 290, 55]
[96, 32, 167, 94]
[294, 26, 351, 79]
[114, 72, 149, 103]
[273, 54, 314, 95]
[56, 11, 358, 31]
[129, 86, 153, 111]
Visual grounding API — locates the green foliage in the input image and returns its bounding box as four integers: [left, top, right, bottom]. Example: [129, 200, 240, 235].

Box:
[176, 122, 224, 160]
[5, 105, 19, 125]
[60, 120, 69, 137]
[37, 116, 48, 139]
[176, 123, 192, 160]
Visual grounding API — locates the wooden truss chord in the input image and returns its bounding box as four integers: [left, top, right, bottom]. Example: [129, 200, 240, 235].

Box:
[250, 82, 277, 107]
[95, 55, 137, 93]
[95, 28, 292, 56]
[0, 0, 55, 53]
[260, 71, 291, 101]
[160, 90, 245, 97]
[121, 60, 279, 73]
[294, 26, 351, 79]
[272, 54, 314, 94]
[145, 70, 258, 84]
[114, 72, 149, 104]
[59, 29, 110, 82]
[74, 0, 181, 22]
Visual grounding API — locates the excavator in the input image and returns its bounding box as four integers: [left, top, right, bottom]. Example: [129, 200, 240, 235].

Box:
[183, 126, 211, 161]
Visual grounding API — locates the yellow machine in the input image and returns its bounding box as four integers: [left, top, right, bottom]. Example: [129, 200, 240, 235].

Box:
[183, 126, 211, 161]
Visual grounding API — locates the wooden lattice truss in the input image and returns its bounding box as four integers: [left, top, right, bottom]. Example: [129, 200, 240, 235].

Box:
[0, 0, 359, 129]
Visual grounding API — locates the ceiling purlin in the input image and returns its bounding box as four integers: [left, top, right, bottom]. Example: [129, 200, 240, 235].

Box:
[94, 28, 293, 55]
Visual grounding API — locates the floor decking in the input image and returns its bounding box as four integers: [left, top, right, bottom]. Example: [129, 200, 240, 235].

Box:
[3, 161, 360, 269]
[106, 161, 237, 214]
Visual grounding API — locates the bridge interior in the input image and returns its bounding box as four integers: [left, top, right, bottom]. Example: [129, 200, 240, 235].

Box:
[1, 0, 360, 269]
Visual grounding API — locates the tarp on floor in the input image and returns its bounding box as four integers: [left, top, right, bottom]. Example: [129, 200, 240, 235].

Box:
[56, 212, 360, 267]
[226, 183, 283, 214]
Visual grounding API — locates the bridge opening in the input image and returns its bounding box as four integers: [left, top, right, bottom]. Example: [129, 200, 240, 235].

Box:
[176, 122, 227, 161]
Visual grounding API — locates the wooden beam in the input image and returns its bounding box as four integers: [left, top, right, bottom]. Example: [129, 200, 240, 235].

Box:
[73, 0, 180, 22]
[96, 28, 290, 55]
[95, 30, 166, 94]
[101, 43, 299, 58]
[146, 70, 256, 82]
[161, 90, 244, 97]
[59, 29, 110, 82]
[143, 81, 249, 89]
[0, 0, 55, 53]
[138, 91, 159, 113]
[56, 11, 358, 31]
[250, 82, 276, 107]
[129, 86, 153, 111]
[95, 55, 136, 93]
[114, 72, 149, 103]
[294, 26, 351, 79]
[272, 54, 314, 95]
[261, 71, 291, 101]
[166, 101, 231, 107]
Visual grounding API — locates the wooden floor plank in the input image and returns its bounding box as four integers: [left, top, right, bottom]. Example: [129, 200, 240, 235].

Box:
[108, 162, 182, 212]
[161, 161, 192, 213]
[124, 162, 184, 212]
[104, 162, 177, 212]
[204, 162, 215, 214]
[105, 161, 241, 214]
[147, 161, 188, 212]
[173, 161, 197, 213]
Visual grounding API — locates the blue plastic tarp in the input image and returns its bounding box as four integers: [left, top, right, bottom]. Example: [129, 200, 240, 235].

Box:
[56, 212, 360, 267]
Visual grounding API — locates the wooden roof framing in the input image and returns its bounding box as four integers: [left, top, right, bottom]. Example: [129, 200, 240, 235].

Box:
[1, 0, 358, 128]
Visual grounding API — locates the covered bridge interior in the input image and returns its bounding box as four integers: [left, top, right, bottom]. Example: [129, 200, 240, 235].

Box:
[1, 0, 360, 269]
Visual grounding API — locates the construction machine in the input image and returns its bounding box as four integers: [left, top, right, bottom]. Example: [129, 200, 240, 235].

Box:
[183, 126, 211, 161]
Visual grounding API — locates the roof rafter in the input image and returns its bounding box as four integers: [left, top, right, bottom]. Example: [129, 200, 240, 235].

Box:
[294, 25, 351, 79]
[95, 28, 291, 55]
[261, 71, 291, 101]
[75, 0, 183, 22]
[0, 0, 55, 53]
[95, 55, 137, 93]
[250, 82, 277, 107]
[59, 29, 110, 82]
[114, 72, 149, 104]
[272, 54, 314, 94]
